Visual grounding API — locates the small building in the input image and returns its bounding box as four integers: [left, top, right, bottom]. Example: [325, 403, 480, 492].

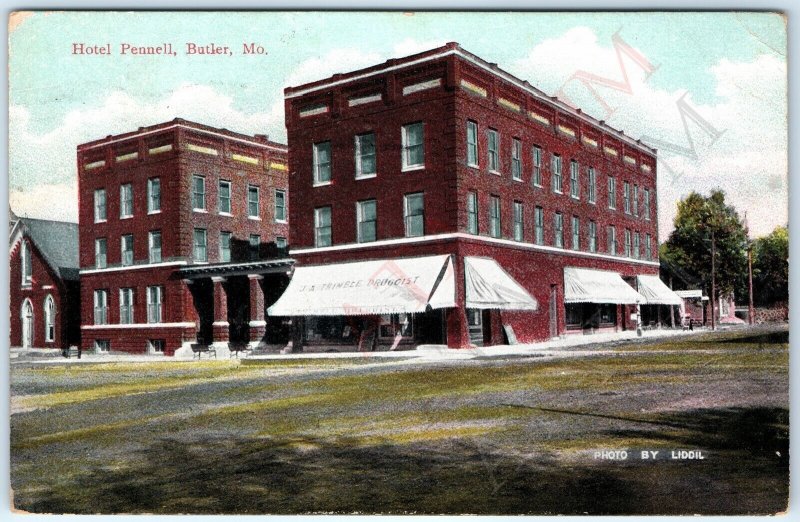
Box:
[9, 213, 80, 349]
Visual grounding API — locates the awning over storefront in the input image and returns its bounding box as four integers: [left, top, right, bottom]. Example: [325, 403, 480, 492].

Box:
[464, 257, 538, 310]
[564, 267, 644, 304]
[636, 275, 684, 305]
[674, 289, 704, 300]
[268, 254, 455, 316]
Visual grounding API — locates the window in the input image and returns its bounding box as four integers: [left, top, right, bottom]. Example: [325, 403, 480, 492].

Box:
[94, 189, 107, 222]
[551, 154, 563, 193]
[220, 231, 232, 262]
[487, 129, 499, 172]
[249, 234, 261, 260]
[643, 189, 651, 221]
[489, 196, 501, 238]
[633, 185, 639, 217]
[147, 178, 161, 213]
[119, 288, 134, 325]
[192, 176, 206, 210]
[645, 233, 652, 260]
[404, 193, 425, 237]
[44, 295, 55, 342]
[466, 121, 478, 167]
[193, 228, 207, 262]
[120, 234, 133, 266]
[608, 177, 617, 209]
[276, 237, 287, 251]
[402, 122, 424, 170]
[148, 340, 165, 354]
[624, 182, 631, 214]
[21, 240, 32, 286]
[94, 289, 108, 325]
[248, 185, 260, 218]
[313, 141, 332, 184]
[608, 226, 617, 255]
[633, 232, 640, 259]
[512, 138, 522, 180]
[554, 212, 564, 248]
[467, 191, 478, 234]
[570, 160, 580, 199]
[357, 199, 377, 243]
[147, 286, 163, 324]
[588, 221, 597, 253]
[275, 190, 287, 222]
[355, 132, 376, 178]
[94, 340, 110, 353]
[571, 216, 580, 250]
[624, 229, 632, 257]
[588, 167, 596, 204]
[314, 207, 332, 247]
[148, 231, 162, 263]
[532, 146, 542, 186]
[534, 207, 544, 245]
[513, 201, 524, 241]
[95, 238, 107, 268]
[120, 184, 133, 218]
[218, 180, 232, 214]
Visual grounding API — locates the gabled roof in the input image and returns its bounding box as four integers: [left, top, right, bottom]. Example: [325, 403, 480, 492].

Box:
[10, 217, 79, 281]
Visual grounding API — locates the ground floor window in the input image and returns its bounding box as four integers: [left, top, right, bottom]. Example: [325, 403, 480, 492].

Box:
[94, 339, 110, 352]
[148, 339, 165, 353]
[565, 303, 617, 329]
[303, 316, 360, 343]
[378, 313, 415, 340]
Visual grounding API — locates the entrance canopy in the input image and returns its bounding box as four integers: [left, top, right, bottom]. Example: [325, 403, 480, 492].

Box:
[268, 254, 455, 316]
[464, 257, 538, 310]
[564, 267, 644, 304]
[636, 275, 683, 305]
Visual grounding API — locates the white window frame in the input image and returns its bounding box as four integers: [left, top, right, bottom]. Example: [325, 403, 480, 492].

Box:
[404, 193, 425, 238]
[275, 189, 287, 223]
[247, 185, 260, 219]
[534, 206, 544, 245]
[511, 138, 522, 180]
[554, 212, 564, 248]
[276, 237, 287, 250]
[401, 122, 425, 171]
[467, 191, 478, 234]
[608, 226, 617, 255]
[94, 289, 108, 325]
[571, 215, 580, 250]
[552, 154, 563, 194]
[532, 146, 543, 187]
[147, 178, 161, 214]
[644, 188, 651, 221]
[219, 231, 232, 262]
[21, 240, 32, 286]
[625, 229, 632, 257]
[148, 230, 162, 263]
[94, 189, 107, 223]
[218, 180, 232, 215]
[313, 141, 332, 185]
[633, 231, 641, 259]
[146, 286, 163, 324]
[356, 199, 377, 243]
[570, 160, 580, 199]
[645, 233, 652, 260]
[513, 201, 524, 241]
[633, 185, 639, 217]
[44, 294, 55, 342]
[193, 228, 207, 262]
[487, 129, 499, 173]
[314, 207, 332, 247]
[120, 183, 133, 218]
[119, 288, 134, 325]
[249, 234, 261, 260]
[95, 238, 107, 269]
[120, 234, 134, 266]
[588, 167, 596, 204]
[624, 182, 631, 214]
[355, 132, 377, 179]
[588, 221, 597, 253]
[608, 176, 617, 210]
[489, 195, 501, 238]
[466, 121, 479, 168]
[192, 175, 206, 211]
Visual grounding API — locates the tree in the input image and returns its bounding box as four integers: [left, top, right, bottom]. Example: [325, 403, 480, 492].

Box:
[752, 225, 788, 306]
[662, 190, 749, 302]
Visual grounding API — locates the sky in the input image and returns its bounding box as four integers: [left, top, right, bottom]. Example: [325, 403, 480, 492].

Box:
[7, 11, 788, 239]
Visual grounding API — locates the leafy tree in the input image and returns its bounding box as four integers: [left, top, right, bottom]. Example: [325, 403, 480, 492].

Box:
[662, 190, 749, 301]
[752, 225, 788, 306]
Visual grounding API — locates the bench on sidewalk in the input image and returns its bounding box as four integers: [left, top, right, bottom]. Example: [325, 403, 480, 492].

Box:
[229, 343, 252, 358]
[62, 346, 81, 359]
[191, 344, 216, 359]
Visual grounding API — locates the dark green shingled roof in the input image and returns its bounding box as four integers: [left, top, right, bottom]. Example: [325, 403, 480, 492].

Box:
[14, 217, 79, 281]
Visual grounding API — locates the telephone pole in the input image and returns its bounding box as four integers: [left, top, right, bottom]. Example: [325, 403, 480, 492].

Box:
[710, 229, 716, 331]
[748, 246, 755, 325]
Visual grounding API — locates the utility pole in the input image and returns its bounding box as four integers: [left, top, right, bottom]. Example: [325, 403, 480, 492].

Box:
[710, 229, 716, 331]
[748, 246, 755, 325]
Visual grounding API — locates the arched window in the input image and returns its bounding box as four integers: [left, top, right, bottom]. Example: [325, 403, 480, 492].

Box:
[44, 295, 55, 343]
[21, 240, 32, 286]
[21, 298, 33, 348]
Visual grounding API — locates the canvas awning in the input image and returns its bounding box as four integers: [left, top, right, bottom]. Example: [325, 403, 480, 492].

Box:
[674, 289, 703, 299]
[267, 254, 455, 316]
[564, 267, 644, 304]
[464, 257, 538, 310]
[636, 275, 684, 305]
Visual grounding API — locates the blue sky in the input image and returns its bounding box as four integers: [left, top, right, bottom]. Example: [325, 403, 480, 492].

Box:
[8, 11, 787, 238]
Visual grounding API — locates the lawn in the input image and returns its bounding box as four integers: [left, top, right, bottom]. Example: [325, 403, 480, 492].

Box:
[10, 325, 789, 515]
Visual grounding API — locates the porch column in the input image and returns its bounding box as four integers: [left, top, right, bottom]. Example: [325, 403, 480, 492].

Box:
[180, 279, 199, 345]
[248, 274, 267, 348]
[211, 276, 229, 345]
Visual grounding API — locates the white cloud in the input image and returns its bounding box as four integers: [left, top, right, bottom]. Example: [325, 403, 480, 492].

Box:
[10, 182, 78, 223]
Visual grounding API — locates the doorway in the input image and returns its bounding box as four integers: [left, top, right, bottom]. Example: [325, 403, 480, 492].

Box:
[549, 285, 558, 339]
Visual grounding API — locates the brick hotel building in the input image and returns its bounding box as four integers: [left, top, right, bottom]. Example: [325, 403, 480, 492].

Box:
[77, 119, 291, 355]
[269, 42, 682, 349]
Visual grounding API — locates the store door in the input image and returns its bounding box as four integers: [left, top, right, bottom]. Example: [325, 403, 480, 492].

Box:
[549, 285, 558, 339]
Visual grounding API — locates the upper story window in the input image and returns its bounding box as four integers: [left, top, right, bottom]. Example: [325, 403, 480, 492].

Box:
[21, 240, 32, 286]
[120, 234, 133, 266]
[219, 231, 232, 262]
[645, 233, 652, 260]
[489, 195, 501, 238]
[120, 184, 133, 218]
[467, 191, 478, 234]
[147, 286, 163, 324]
[93, 289, 108, 325]
[119, 288, 134, 325]
[633, 232, 641, 259]
[466, 121, 478, 167]
[95, 238, 107, 269]
[355, 132, 377, 178]
[588, 220, 597, 253]
[554, 212, 564, 248]
[275, 189, 287, 222]
[534, 206, 544, 245]
[588, 167, 596, 204]
[487, 129, 499, 173]
[276, 237, 287, 251]
[401, 122, 424, 170]
[248, 185, 260, 218]
[313, 141, 332, 184]
[623, 182, 631, 214]
[314, 207, 332, 247]
[192, 176, 206, 211]
[148, 230, 161, 263]
[532, 146, 543, 187]
[404, 192, 425, 238]
[193, 228, 207, 262]
[94, 189, 107, 222]
[608, 176, 617, 210]
[551, 154, 563, 194]
[218, 180, 232, 214]
[44, 295, 55, 342]
[249, 234, 261, 260]
[624, 229, 632, 257]
[570, 160, 580, 199]
[633, 185, 639, 217]
[147, 178, 161, 214]
[513, 201, 524, 241]
[356, 199, 377, 243]
[608, 225, 617, 255]
[571, 216, 580, 250]
[643, 189, 651, 221]
[512, 138, 522, 181]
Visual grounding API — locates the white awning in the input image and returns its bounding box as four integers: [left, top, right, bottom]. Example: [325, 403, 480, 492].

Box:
[674, 289, 703, 299]
[564, 267, 644, 304]
[268, 254, 455, 316]
[464, 256, 538, 310]
[636, 275, 684, 305]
